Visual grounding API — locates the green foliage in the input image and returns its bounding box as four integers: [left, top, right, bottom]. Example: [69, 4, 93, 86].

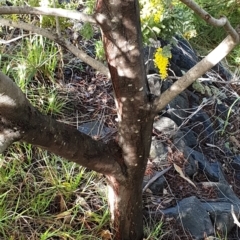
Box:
[144, 220, 165, 239]
[39, 0, 74, 29]
[83, 0, 96, 14]
[139, 0, 197, 79]
[221, 97, 240, 135]
[95, 40, 105, 61]
[185, 0, 240, 66]
[0, 35, 70, 116]
[140, 0, 196, 43]
[0, 144, 110, 239]
[9, 35, 58, 89]
[80, 22, 94, 40]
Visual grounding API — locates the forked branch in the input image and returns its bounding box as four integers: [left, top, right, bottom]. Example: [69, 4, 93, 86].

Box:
[153, 34, 239, 113]
[179, 0, 239, 42]
[153, 0, 240, 113]
[0, 72, 122, 176]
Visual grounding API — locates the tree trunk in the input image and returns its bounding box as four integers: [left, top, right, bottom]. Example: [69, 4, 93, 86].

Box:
[95, 0, 154, 238]
[106, 175, 145, 240]
[1, 1, 240, 239]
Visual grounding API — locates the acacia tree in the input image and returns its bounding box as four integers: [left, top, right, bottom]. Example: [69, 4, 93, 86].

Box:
[0, 0, 239, 239]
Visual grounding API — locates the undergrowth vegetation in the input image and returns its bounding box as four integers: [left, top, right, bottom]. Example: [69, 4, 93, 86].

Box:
[0, 0, 239, 239]
[0, 143, 110, 239]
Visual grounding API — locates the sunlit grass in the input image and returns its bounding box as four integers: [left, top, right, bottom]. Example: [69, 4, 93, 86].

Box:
[0, 35, 70, 116]
[0, 29, 115, 239]
[0, 143, 110, 239]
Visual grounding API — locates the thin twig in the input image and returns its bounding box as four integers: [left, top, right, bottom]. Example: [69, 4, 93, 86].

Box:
[0, 17, 110, 77]
[231, 205, 240, 228]
[142, 166, 172, 193]
[0, 34, 31, 44]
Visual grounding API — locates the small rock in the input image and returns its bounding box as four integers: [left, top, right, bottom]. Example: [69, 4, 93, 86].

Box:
[162, 196, 214, 240]
[181, 127, 198, 147]
[162, 86, 189, 126]
[185, 147, 220, 181]
[147, 74, 161, 96]
[143, 172, 166, 195]
[78, 121, 111, 138]
[202, 200, 240, 236]
[189, 110, 214, 143]
[144, 46, 158, 74]
[153, 117, 178, 136]
[150, 138, 168, 167]
[230, 155, 240, 181]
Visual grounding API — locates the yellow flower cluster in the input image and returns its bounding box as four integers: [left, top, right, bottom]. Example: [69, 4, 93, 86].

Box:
[153, 9, 163, 23]
[151, 0, 163, 23]
[183, 30, 197, 40]
[140, 0, 163, 23]
[154, 48, 170, 80]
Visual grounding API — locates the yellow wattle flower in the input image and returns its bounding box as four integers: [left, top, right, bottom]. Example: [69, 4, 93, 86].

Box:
[140, 0, 163, 23]
[153, 48, 170, 80]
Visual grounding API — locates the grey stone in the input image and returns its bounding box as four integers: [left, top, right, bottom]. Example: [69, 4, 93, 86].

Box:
[173, 131, 198, 177]
[202, 182, 240, 203]
[162, 196, 214, 240]
[164, 90, 189, 126]
[161, 79, 190, 127]
[159, 36, 198, 73]
[173, 130, 187, 151]
[183, 148, 198, 177]
[153, 117, 178, 136]
[200, 182, 240, 235]
[147, 74, 161, 96]
[216, 103, 229, 120]
[202, 201, 240, 236]
[144, 46, 157, 74]
[150, 138, 168, 167]
[181, 127, 198, 147]
[143, 173, 166, 195]
[230, 155, 240, 181]
[185, 147, 220, 181]
[78, 121, 111, 138]
[186, 89, 200, 106]
[189, 110, 214, 143]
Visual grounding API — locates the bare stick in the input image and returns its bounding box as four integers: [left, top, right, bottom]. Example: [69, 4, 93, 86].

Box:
[0, 6, 96, 23]
[0, 18, 109, 76]
[142, 166, 172, 193]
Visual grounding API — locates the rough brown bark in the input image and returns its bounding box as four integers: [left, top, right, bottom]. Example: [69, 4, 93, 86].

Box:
[95, 0, 154, 239]
[0, 72, 123, 176]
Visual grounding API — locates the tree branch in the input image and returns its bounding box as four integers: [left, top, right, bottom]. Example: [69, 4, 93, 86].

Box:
[153, 33, 240, 113]
[179, 0, 239, 42]
[0, 6, 96, 23]
[0, 17, 109, 76]
[0, 71, 123, 177]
